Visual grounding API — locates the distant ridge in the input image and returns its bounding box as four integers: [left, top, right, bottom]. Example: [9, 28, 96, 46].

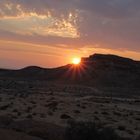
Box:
[82, 53, 138, 64]
[0, 54, 140, 88]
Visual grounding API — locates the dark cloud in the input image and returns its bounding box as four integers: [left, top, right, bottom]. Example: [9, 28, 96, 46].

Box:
[1, 0, 139, 18]
[76, 0, 140, 18]
[1, 0, 140, 17]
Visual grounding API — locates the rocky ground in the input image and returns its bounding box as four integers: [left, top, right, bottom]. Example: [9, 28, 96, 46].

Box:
[0, 80, 140, 140]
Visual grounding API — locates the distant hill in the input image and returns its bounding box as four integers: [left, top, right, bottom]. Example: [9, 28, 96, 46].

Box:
[80, 54, 140, 87]
[0, 54, 140, 88]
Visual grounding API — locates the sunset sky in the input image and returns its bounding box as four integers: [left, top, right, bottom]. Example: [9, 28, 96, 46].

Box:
[0, 0, 140, 69]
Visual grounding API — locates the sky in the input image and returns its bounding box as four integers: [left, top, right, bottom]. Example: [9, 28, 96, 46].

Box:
[0, 0, 140, 69]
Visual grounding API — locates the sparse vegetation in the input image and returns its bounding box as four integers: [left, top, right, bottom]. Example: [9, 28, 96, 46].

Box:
[102, 111, 109, 115]
[126, 129, 134, 135]
[60, 114, 71, 119]
[118, 125, 126, 131]
[30, 101, 36, 104]
[73, 110, 80, 114]
[113, 111, 122, 116]
[65, 120, 122, 140]
[12, 109, 18, 112]
[40, 113, 46, 118]
[26, 106, 32, 113]
[46, 101, 58, 111]
[135, 117, 140, 121]
[48, 111, 53, 116]
[26, 114, 33, 119]
[0, 78, 139, 139]
[0, 104, 10, 110]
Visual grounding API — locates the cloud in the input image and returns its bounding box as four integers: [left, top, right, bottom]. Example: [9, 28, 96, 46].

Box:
[0, 0, 140, 52]
[0, 0, 80, 38]
[1, 0, 140, 19]
[0, 13, 79, 38]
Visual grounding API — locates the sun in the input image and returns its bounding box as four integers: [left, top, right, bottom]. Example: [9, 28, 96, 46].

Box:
[72, 57, 81, 65]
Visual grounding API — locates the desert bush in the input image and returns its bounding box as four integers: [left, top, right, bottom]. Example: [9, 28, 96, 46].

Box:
[48, 111, 53, 116]
[46, 101, 58, 111]
[0, 104, 10, 110]
[17, 112, 21, 116]
[100, 127, 122, 140]
[0, 116, 13, 126]
[26, 106, 32, 113]
[40, 113, 46, 118]
[12, 109, 18, 112]
[94, 115, 100, 120]
[65, 121, 99, 140]
[126, 129, 134, 135]
[94, 111, 98, 114]
[113, 111, 122, 116]
[101, 111, 109, 115]
[73, 110, 80, 114]
[30, 101, 36, 104]
[60, 114, 71, 119]
[65, 120, 122, 140]
[135, 117, 140, 121]
[26, 114, 33, 119]
[118, 125, 126, 131]
[81, 106, 86, 109]
[32, 112, 37, 116]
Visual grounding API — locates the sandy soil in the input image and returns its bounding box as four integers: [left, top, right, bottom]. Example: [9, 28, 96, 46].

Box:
[0, 80, 140, 140]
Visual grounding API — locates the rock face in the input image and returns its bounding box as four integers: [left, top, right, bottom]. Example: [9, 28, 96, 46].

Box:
[80, 54, 140, 87]
[0, 53, 140, 88]
[82, 54, 140, 70]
